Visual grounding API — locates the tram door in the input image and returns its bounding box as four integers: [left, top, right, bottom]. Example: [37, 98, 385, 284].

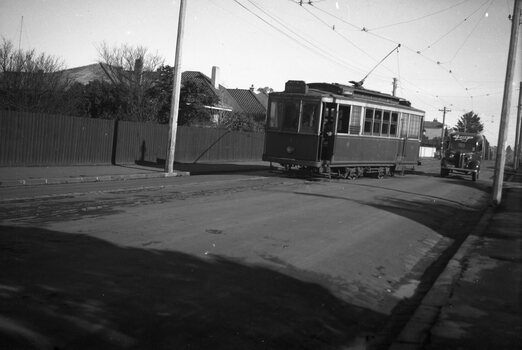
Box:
[320, 103, 337, 162]
[397, 113, 409, 162]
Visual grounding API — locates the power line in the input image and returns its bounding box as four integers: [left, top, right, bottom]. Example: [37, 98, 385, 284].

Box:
[447, 0, 495, 63]
[232, 0, 365, 74]
[420, 0, 491, 52]
[307, 1, 500, 106]
[245, 0, 363, 72]
[367, 0, 472, 31]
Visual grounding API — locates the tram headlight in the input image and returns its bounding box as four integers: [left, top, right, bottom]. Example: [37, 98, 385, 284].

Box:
[286, 146, 295, 154]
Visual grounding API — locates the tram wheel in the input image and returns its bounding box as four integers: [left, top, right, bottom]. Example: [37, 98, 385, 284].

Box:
[377, 169, 385, 179]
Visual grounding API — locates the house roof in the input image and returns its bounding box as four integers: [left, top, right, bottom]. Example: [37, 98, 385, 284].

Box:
[226, 89, 267, 115]
[61, 63, 111, 84]
[182, 70, 238, 112]
[254, 91, 269, 109]
[424, 120, 443, 129]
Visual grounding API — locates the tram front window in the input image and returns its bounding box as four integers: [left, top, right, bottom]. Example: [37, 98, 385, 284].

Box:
[300, 102, 319, 134]
[281, 101, 300, 132]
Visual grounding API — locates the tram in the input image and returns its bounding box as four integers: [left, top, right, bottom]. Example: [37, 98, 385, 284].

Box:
[262, 80, 425, 178]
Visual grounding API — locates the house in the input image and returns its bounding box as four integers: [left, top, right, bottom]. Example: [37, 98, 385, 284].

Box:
[182, 66, 268, 124]
[61, 63, 111, 85]
[423, 118, 444, 140]
[226, 85, 267, 121]
[421, 118, 445, 158]
[181, 67, 237, 119]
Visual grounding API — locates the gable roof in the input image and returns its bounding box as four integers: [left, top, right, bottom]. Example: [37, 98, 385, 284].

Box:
[61, 63, 111, 84]
[226, 89, 267, 115]
[254, 91, 269, 110]
[182, 70, 239, 112]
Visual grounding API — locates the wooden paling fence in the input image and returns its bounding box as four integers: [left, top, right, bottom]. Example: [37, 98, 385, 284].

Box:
[0, 111, 265, 166]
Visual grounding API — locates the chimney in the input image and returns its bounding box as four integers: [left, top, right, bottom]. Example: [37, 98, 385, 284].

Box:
[249, 84, 255, 92]
[211, 66, 220, 89]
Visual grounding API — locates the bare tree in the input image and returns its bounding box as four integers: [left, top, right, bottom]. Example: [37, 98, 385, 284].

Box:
[96, 42, 165, 122]
[0, 37, 72, 112]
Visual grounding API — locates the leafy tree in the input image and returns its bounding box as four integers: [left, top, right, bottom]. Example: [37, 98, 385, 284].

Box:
[150, 67, 220, 126]
[178, 78, 219, 126]
[0, 37, 72, 113]
[455, 111, 484, 133]
[257, 86, 273, 94]
[144, 65, 174, 124]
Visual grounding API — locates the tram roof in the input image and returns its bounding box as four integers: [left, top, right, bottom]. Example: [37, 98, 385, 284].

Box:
[276, 80, 424, 114]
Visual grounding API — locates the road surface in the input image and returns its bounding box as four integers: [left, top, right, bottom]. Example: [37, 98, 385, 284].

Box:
[0, 159, 494, 349]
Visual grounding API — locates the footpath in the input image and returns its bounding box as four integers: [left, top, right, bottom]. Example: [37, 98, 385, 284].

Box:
[390, 167, 522, 350]
[0, 161, 270, 187]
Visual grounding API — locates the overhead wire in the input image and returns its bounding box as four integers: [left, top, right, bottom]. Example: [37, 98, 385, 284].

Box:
[245, 0, 364, 72]
[447, 0, 496, 63]
[299, 3, 402, 82]
[308, 1, 503, 112]
[298, 1, 476, 112]
[367, 0, 472, 31]
[232, 0, 365, 74]
[420, 0, 492, 52]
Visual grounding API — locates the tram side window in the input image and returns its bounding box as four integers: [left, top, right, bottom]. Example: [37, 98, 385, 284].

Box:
[382, 111, 390, 136]
[282, 101, 300, 132]
[373, 109, 382, 135]
[301, 102, 319, 134]
[400, 113, 409, 138]
[364, 108, 374, 135]
[408, 114, 422, 139]
[349, 106, 362, 134]
[390, 112, 398, 136]
[268, 101, 282, 129]
[337, 105, 351, 134]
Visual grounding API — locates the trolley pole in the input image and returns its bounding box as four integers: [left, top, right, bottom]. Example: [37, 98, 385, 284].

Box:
[439, 107, 450, 158]
[513, 82, 522, 170]
[492, 0, 521, 205]
[165, 0, 187, 174]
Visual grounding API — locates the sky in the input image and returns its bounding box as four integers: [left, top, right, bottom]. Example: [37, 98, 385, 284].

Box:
[1, 0, 521, 147]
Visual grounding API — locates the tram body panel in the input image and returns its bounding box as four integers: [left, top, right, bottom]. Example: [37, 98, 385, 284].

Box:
[263, 132, 321, 167]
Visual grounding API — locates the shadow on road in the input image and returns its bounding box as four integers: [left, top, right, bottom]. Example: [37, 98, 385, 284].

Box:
[0, 225, 384, 350]
[133, 160, 271, 176]
[289, 189, 489, 348]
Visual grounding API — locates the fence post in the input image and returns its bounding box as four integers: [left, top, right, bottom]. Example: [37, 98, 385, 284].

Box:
[111, 119, 119, 165]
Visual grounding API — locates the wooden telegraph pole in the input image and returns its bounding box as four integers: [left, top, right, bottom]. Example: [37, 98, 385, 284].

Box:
[439, 107, 450, 158]
[513, 82, 522, 170]
[165, 0, 187, 174]
[492, 0, 521, 205]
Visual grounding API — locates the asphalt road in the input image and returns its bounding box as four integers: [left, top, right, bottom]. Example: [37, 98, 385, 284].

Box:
[0, 159, 495, 349]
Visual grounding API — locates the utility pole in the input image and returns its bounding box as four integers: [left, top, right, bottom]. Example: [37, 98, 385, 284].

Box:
[492, 0, 521, 205]
[165, 0, 187, 174]
[439, 107, 450, 158]
[18, 16, 23, 51]
[513, 82, 522, 170]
